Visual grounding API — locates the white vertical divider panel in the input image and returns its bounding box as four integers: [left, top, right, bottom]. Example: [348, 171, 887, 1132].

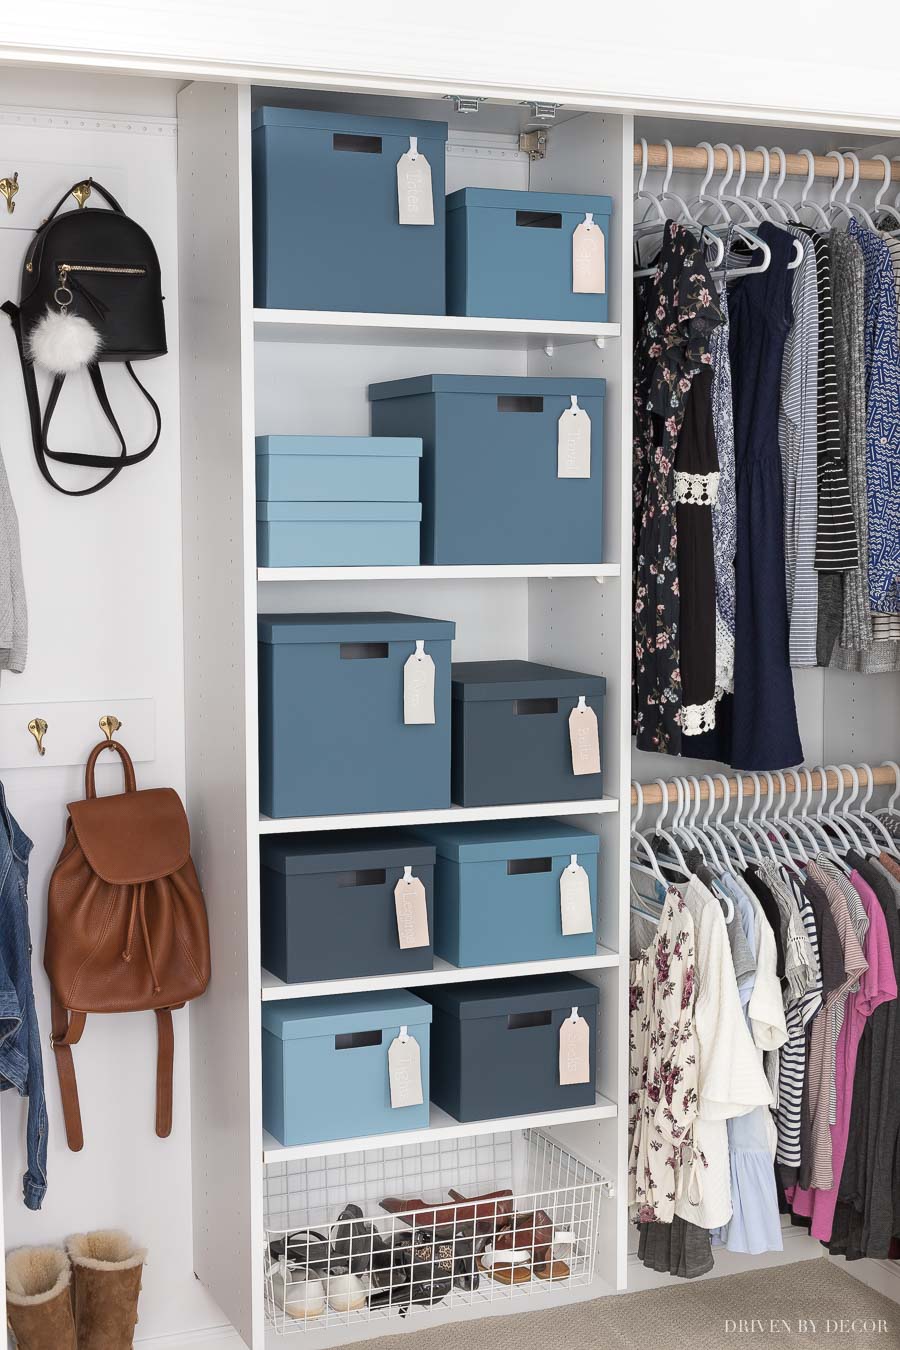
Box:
[524, 111, 634, 1293]
[178, 81, 262, 1349]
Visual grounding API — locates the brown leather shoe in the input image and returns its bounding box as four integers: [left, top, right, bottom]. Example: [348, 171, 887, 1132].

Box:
[446, 1188, 514, 1234]
[6, 1246, 77, 1350]
[67, 1230, 145, 1350]
[493, 1210, 554, 1255]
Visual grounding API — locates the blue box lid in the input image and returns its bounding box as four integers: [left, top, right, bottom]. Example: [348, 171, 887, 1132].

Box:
[252, 106, 449, 144]
[412, 818, 599, 864]
[257, 501, 422, 523]
[425, 973, 598, 1021]
[451, 660, 606, 703]
[256, 436, 423, 459]
[259, 611, 456, 645]
[446, 187, 613, 216]
[262, 829, 436, 876]
[263, 989, 433, 1040]
[369, 375, 606, 401]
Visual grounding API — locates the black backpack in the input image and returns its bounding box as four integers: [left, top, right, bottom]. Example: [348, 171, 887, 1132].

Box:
[2, 178, 167, 496]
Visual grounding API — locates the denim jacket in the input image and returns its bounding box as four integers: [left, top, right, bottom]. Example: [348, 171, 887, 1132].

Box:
[0, 781, 47, 1208]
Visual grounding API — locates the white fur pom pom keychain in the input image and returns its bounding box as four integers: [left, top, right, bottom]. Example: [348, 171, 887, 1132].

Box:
[27, 307, 102, 375]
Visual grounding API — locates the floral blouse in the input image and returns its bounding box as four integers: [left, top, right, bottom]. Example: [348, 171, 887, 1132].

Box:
[633, 222, 722, 754]
[628, 886, 701, 1224]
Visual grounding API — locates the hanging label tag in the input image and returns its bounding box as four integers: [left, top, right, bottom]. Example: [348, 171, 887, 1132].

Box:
[388, 1026, 424, 1108]
[572, 213, 606, 294]
[559, 1007, 591, 1085]
[569, 696, 601, 776]
[397, 138, 434, 226]
[557, 396, 592, 479]
[394, 866, 430, 949]
[560, 855, 593, 935]
[404, 640, 436, 725]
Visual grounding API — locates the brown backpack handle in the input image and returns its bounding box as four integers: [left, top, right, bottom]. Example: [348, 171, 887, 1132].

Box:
[84, 740, 137, 799]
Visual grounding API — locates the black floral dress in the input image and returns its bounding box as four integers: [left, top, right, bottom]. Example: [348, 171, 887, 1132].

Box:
[633, 223, 722, 755]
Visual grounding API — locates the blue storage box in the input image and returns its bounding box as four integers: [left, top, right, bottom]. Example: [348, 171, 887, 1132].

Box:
[447, 187, 612, 322]
[262, 990, 432, 1145]
[451, 660, 606, 806]
[261, 830, 436, 984]
[258, 612, 455, 818]
[253, 107, 448, 314]
[256, 436, 422, 502]
[257, 501, 422, 567]
[369, 375, 604, 564]
[413, 819, 599, 967]
[424, 974, 598, 1122]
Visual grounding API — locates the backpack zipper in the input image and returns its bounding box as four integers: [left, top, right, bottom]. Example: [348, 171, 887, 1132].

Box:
[58, 263, 146, 279]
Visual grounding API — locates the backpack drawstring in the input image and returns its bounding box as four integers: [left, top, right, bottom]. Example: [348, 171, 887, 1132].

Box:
[122, 883, 162, 993]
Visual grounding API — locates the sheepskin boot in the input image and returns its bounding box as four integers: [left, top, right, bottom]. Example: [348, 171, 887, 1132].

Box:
[5, 1245, 77, 1350]
[67, 1231, 145, 1350]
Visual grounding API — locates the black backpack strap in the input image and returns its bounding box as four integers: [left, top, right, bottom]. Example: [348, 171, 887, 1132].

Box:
[2, 300, 161, 496]
[40, 177, 125, 227]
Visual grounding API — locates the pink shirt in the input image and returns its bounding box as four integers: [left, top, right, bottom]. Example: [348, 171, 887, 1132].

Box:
[789, 871, 897, 1241]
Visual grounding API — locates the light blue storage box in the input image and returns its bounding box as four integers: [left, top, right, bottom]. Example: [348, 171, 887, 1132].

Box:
[258, 612, 455, 818]
[414, 819, 599, 967]
[369, 375, 605, 564]
[253, 107, 448, 313]
[262, 990, 432, 1146]
[256, 436, 422, 502]
[257, 501, 422, 567]
[447, 188, 612, 322]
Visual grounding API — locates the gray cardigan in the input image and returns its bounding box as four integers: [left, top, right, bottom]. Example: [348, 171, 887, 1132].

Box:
[0, 441, 27, 677]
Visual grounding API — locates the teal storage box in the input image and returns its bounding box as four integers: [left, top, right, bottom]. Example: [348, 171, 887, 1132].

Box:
[451, 660, 606, 806]
[258, 612, 455, 818]
[262, 990, 432, 1146]
[253, 107, 448, 313]
[424, 974, 598, 1122]
[256, 501, 422, 567]
[256, 436, 422, 502]
[447, 188, 612, 322]
[369, 375, 604, 564]
[413, 819, 599, 967]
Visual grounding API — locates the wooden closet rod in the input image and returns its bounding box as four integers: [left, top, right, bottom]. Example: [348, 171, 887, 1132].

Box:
[633, 144, 900, 184]
[632, 764, 898, 807]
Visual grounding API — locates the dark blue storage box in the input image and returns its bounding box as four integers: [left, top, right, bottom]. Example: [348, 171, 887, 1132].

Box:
[253, 107, 448, 313]
[262, 990, 432, 1145]
[369, 375, 604, 564]
[261, 831, 436, 984]
[451, 660, 606, 806]
[413, 819, 599, 967]
[425, 974, 598, 1122]
[258, 612, 455, 818]
[447, 187, 612, 322]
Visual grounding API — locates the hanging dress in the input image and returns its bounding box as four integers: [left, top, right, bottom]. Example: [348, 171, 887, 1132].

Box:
[675, 363, 720, 735]
[727, 222, 803, 770]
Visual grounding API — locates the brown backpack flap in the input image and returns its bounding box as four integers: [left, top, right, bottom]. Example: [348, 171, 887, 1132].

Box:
[45, 740, 210, 1151]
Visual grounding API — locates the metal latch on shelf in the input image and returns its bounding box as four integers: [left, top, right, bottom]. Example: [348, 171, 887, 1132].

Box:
[523, 101, 561, 121]
[519, 128, 549, 161]
[444, 95, 483, 115]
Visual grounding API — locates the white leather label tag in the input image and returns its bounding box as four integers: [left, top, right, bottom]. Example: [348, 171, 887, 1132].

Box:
[557, 396, 591, 478]
[560, 855, 593, 935]
[394, 867, 430, 949]
[572, 214, 606, 294]
[404, 641, 436, 724]
[559, 1008, 591, 1085]
[569, 696, 601, 776]
[388, 1028, 424, 1108]
[397, 139, 434, 225]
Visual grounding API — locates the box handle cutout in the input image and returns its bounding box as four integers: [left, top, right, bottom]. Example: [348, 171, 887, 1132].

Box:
[340, 642, 389, 660]
[507, 857, 552, 875]
[335, 1029, 383, 1050]
[507, 1010, 552, 1030]
[333, 132, 382, 154]
[336, 868, 387, 888]
[513, 697, 559, 715]
[515, 210, 562, 229]
[497, 395, 544, 413]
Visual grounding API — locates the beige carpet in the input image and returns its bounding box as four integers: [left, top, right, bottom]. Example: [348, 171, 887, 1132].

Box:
[341, 1259, 898, 1349]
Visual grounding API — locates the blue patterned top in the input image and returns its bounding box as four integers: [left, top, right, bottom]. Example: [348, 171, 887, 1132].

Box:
[848, 219, 900, 614]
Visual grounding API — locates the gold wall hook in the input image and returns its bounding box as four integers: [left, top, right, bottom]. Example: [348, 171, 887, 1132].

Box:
[0, 172, 19, 214]
[71, 180, 91, 210]
[27, 717, 48, 756]
[99, 714, 122, 742]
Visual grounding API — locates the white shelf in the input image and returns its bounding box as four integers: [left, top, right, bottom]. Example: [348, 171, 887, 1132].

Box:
[258, 562, 620, 583]
[259, 797, 618, 834]
[254, 308, 620, 350]
[262, 1095, 617, 1164]
[261, 947, 619, 1002]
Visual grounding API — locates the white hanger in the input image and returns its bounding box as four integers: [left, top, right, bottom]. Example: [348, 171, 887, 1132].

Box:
[842, 152, 877, 229]
[815, 765, 853, 868]
[711, 773, 749, 868]
[857, 763, 898, 849]
[755, 145, 798, 223]
[731, 773, 765, 863]
[840, 763, 880, 853]
[797, 766, 840, 860]
[871, 154, 900, 233]
[644, 777, 691, 877]
[874, 761, 900, 850]
[826, 151, 856, 225]
[692, 141, 772, 276]
[634, 140, 725, 277]
[745, 772, 781, 862]
[794, 149, 831, 230]
[630, 780, 667, 886]
[697, 773, 734, 872]
[824, 763, 859, 852]
[737, 143, 801, 267]
[760, 770, 801, 872]
[771, 770, 811, 864]
[634, 137, 667, 225]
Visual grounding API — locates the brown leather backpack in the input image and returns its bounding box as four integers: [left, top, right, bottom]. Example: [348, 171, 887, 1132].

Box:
[45, 740, 210, 1150]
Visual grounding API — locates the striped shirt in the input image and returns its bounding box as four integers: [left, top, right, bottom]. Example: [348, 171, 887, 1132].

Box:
[774, 887, 822, 1171]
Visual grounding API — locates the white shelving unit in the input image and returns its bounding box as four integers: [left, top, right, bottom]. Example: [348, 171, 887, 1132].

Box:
[179, 81, 633, 1350]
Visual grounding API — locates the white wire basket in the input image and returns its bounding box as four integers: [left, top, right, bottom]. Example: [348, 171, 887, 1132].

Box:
[264, 1128, 614, 1336]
